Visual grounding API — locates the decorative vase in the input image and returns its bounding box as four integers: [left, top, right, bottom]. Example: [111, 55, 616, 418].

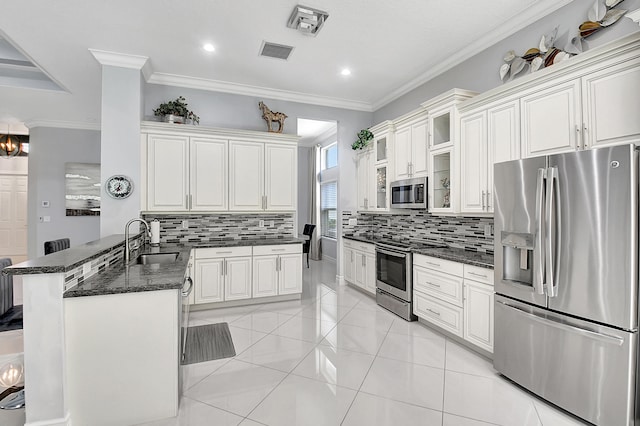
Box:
[163, 114, 184, 124]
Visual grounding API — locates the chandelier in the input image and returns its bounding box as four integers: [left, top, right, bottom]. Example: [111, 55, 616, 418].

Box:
[0, 126, 23, 158]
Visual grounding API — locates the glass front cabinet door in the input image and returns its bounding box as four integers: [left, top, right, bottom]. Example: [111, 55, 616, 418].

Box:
[375, 165, 387, 209]
[430, 149, 452, 213]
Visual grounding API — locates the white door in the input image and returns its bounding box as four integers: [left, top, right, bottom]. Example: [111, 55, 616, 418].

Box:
[194, 259, 224, 304]
[343, 247, 355, 283]
[364, 253, 376, 295]
[582, 62, 640, 149]
[521, 80, 582, 157]
[356, 151, 370, 210]
[190, 137, 227, 211]
[487, 100, 520, 212]
[460, 111, 487, 214]
[229, 140, 264, 210]
[464, 280, 494, 353]
[147, 134, 189, 211]
[278, 254, 302, 295]
[354, 251, 366, 290]
[252, 255, 278, 298]
[0, 175, 28, 263]
[265, 144, 296, 211]
[411, 120, 429, 177]
[394, 127, 411, 179]
[225, 257, 252, 300]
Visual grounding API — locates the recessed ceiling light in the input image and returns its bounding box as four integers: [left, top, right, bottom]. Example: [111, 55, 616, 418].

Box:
[203, 43, 215, 52]
[341, 68, 351, 76]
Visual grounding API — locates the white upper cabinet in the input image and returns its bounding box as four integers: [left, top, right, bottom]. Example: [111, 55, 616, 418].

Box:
[190, 137, 227, 211]
[487, 100, 521, 198]
[147, 134, 189, 211]
[265, 144, 297, 211]
[356, 149, 371, 210]
[229, 141, 264, 211]
[142, 123, 299, 213]
[411, 120, 429, 177]
[521, 79, 582, 157]
[460, 111, 487, 214]
[394, 126, 412, 180]
[581, 61, 640, 149]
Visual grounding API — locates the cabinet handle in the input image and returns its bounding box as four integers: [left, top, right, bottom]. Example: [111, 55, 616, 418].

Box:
[575, 125, 581, 150]
[185, 195, 189, 209]
[362, 256, 365, 267]
[468, 271, 488, 279]
[223, 260, 226, 276]
[189, 194, 193, 210]
[486, 191, 491, 209]
[583, 123, 588, 150]
[481, 190, 486, 210]
[426, 308, 441, 316]
[407, 163, 410, 175]
[425, 261, 441, 268]
[277, 256, 281, 271]
[425, 281, 441, 288]
[272, 248, 286, 252]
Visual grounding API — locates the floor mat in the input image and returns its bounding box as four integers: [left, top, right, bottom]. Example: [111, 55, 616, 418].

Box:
[181, 322, 236, 365]
[0, 306, 22, 333]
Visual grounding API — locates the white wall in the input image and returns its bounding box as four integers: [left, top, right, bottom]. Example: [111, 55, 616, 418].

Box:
[27, 127, 101, 258]
[100, 65, 143, 237]
[373, 0, 640, 122]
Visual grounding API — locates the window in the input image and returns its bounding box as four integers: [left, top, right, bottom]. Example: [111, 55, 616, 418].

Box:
[320, 181, 337, 239]
[321, 143, 337, 170]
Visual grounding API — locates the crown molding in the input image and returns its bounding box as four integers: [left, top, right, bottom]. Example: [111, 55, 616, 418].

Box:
[89, 49, 149, 70]
[24, 120, 101, 131]
[370, 0, 575, 111]
[628, 9, 640, 26]
[147, 72, 374, 112]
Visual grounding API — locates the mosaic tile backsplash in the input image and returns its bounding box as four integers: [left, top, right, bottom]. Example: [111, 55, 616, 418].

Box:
[141, 213, 295, 244]
[342, 211, 494, 254]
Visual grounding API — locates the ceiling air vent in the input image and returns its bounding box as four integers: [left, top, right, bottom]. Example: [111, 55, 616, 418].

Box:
[259, 41, 294, 60]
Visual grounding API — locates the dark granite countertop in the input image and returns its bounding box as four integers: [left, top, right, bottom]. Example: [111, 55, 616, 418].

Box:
[343, 234, 494, 269]
[63, 237, 305, 298]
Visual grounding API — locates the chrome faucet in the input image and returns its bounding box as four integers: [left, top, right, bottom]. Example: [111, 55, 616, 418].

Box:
[124, 218, 150, 263]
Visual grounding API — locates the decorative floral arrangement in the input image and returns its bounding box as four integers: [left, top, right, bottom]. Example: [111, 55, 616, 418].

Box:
[153, 96, 200, 124]
[500, 0, 628, 83]
[352, 129, 374, 150]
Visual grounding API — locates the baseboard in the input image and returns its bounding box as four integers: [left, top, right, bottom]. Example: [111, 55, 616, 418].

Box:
[189, 293, 301, 311]
[25, 411, 71, 426]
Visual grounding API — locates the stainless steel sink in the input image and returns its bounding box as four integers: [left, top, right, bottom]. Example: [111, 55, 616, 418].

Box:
[136, 252, 179, 265]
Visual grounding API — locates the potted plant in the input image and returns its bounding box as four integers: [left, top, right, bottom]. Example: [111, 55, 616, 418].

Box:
[352, 129, 373, 150]
[153, 96, 200, 125]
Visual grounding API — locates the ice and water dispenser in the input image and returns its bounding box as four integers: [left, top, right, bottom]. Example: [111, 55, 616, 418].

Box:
[501, 232, 536, 288]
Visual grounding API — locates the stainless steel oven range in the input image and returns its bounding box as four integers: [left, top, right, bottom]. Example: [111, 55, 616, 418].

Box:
[375, 241, 417, 321]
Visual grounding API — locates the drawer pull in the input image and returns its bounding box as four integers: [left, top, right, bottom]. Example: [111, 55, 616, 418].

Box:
[425, 281, 441, 288]
[271, 248, 287, 252]
[468, 271, 488, 279]
[426, 261, 441, 267]
[426, 308, 441, 316]
[216, 251, 233, 254]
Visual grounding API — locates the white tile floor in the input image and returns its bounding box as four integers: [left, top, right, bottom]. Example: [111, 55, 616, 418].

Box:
[142, 259, 589, 426]
[0, 259, 589, 426]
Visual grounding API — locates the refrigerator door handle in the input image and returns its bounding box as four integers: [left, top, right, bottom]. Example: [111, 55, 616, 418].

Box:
[533, 168, 546, 295]
[545, 166, 559, 298]
[496, 300, 624, 346]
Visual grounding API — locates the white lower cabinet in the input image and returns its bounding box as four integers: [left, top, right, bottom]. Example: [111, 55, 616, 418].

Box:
[463, 280, 494, 353]
[194, 247, 253, 304]
[343, 240, 376, 295]
[413, 253, 494, 352]
[252, 245, 303, 298]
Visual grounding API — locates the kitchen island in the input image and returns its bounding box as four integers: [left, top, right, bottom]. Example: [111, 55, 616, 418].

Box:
[3, 234, 304, 426]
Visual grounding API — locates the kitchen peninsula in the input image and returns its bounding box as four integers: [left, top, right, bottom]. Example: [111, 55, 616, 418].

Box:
[3, 233, 304, 426]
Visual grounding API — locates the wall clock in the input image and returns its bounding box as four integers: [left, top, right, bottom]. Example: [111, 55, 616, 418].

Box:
[105, 175, 133, 199]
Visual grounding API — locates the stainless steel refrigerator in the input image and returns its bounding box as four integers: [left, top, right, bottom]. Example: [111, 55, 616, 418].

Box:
[493, 144, 638, 426]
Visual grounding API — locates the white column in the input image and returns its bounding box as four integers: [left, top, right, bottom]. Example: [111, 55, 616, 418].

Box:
[89, 50, 149, 237]
[22, 273, 70, 426]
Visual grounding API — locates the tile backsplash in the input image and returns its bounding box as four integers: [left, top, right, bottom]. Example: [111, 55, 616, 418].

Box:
[141, 213, 295, 244]
[342, 211, 494, 254]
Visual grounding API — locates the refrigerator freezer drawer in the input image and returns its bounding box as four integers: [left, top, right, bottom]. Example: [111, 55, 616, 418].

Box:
[494, 295, 636, 426]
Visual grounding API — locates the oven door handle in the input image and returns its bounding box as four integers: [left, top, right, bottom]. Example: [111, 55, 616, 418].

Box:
[376, 248, 407, 259]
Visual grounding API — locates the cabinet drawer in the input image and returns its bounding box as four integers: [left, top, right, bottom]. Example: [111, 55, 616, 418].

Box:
[252, 244, 302, 256]
[414, 290, 463, 337]
[463, 264, 494, 286]
[196, 246, 252, 259]
[343, 239, 374, 254]
[414, 266, 463, 307]
[413, 254, 463, 277]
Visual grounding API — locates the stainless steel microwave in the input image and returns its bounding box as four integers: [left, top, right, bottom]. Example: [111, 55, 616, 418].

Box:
[390, 177, 427, 209]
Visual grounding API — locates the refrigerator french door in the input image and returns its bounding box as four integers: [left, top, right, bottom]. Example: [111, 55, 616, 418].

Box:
[493, 144, 639, 426]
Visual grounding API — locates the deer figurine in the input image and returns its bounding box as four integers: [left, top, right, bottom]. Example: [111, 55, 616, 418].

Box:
[258, 101, 287, 133]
